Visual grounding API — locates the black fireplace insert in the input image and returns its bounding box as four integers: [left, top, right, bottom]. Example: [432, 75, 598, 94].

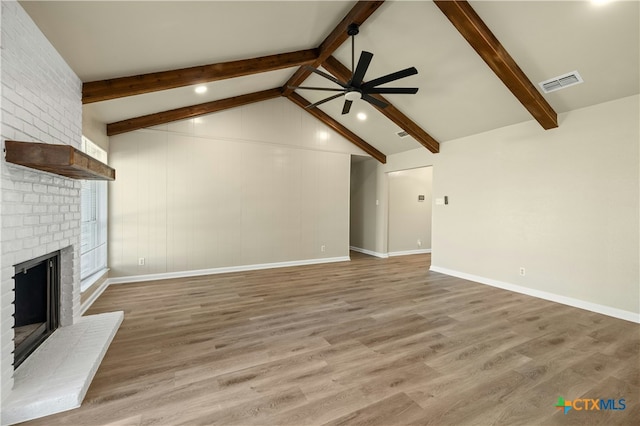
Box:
[13, 251, 60, 369]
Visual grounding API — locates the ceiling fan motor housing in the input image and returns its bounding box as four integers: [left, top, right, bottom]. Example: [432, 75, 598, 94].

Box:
[345, 90, 362, 101]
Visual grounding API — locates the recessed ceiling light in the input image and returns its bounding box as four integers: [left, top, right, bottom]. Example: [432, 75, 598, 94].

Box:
[357, 112, 367, 121]
[591, 0, 611, 5]
[317, 131, 329, 141]
[195, 85, 207, 94]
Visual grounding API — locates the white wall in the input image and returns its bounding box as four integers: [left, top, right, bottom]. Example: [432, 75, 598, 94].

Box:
[1, 0, 83, 404]
[108, 97, 368, 278]
[373, 95, 638, 319]
[82, 108, 109, 152]
[431, 95, 639, 317]
[388, 167, 432, 254]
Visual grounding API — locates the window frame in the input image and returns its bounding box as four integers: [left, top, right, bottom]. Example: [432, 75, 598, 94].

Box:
[80, 136, 108, 290]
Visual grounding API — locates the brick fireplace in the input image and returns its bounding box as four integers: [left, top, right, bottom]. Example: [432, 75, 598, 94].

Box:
[1, 2, 122, 424]
[1, 0, 83, 397]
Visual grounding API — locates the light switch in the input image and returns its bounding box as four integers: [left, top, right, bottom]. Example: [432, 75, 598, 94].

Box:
[435, 198, 444, 205]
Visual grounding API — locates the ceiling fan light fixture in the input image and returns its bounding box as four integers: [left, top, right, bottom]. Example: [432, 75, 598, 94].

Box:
[345, 91, 361, 102]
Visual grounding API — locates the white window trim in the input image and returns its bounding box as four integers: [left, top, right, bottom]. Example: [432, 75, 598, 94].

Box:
[80, 136, 109, 291]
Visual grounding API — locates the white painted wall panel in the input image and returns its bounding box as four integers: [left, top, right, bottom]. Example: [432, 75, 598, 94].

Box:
[109, 98, 361, 278]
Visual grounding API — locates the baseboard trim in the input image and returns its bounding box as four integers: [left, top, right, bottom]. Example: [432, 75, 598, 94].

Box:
[388, 249, 431, 257]
[80, 278, 110, 315]
[349, 246, 388, 259]
[429, 265, 640, 324]
[106, 256, 351, 286]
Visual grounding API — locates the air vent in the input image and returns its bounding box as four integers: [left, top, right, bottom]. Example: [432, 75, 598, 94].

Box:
[396, 130, 409, 138]
[539, 71, 583, 93]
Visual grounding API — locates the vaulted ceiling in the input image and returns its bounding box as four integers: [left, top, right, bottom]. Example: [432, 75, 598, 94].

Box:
[21, 1, 640, 162]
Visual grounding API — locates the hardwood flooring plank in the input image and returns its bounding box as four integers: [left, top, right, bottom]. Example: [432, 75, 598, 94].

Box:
[265, 386, 371, 426]
[408, 370, 531, 425]
[323, 392, 425, 426]
[180, 386, 307, 426]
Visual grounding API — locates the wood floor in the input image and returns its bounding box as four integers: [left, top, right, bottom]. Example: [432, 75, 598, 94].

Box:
[24, 252, 639, 425]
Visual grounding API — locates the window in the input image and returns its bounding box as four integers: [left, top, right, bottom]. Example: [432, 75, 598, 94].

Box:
[80, 136, 108, 289]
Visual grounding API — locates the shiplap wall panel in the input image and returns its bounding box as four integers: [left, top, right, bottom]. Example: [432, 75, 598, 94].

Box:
[109, 98, 362, 278]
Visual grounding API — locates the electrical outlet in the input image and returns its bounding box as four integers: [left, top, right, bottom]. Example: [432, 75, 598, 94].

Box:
[417, 239, 422, 247]
[138, 257, 145, 266]
[321, 245, 326, 252]
[519, 267, 525, 276]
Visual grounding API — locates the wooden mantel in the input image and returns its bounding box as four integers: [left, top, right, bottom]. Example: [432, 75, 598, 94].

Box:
[5, 141, 115, 180]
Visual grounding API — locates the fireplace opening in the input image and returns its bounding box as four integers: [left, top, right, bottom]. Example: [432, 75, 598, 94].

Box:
[13, 251, 60, 369]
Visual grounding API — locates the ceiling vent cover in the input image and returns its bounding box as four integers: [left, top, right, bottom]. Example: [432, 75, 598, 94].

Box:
[539, 70, 583, 93]
[396, 130, 410, 138]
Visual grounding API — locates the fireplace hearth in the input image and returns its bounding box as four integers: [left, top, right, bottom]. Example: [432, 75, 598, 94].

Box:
[13, 251, 60, 369]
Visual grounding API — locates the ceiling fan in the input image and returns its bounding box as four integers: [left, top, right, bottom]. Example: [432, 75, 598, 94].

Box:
[290, 23, 419, 115]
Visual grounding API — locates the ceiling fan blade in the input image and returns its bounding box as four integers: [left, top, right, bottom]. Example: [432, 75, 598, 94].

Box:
[365, 87, 419, 94]
[362, 93, 388, 109]
[288, 86, 346, 92]
[304, 66, 348, 88]
[305, 93, 344, 109]
[351, 51, 374, 87]
[361, 67, 418, 89]
[342, 100, 353, 115]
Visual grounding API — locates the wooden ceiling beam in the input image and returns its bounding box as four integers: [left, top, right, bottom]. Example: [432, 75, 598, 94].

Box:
[83, 49, 318, 104]
[286, 92, 386, 164]
[106, 88, 282, 136]
[281, 1, 385, 97]
[434, 0, 557, 129]
[322, 56, 439, 153]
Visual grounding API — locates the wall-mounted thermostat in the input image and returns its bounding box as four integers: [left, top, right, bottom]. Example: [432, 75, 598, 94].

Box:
[435, 196, 449, 206]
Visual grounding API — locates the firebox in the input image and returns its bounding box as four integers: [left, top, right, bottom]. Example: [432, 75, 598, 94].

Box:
[13, 251, 60, 369]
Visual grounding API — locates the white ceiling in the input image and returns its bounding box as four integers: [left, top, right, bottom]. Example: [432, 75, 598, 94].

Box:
[21, 0, 640, 157]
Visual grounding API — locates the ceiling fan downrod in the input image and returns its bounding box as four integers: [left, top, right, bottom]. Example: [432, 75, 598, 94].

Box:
[347, 23, 360, 82]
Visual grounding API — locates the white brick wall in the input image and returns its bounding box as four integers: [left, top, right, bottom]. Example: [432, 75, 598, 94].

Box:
[1, 0, 83, 407]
